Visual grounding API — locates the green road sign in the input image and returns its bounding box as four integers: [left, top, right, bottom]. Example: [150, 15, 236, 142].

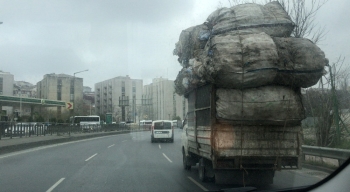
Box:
[106, 113, 112, 124]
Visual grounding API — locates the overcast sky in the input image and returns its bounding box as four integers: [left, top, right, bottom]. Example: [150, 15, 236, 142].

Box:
[0, 0, 349, 90]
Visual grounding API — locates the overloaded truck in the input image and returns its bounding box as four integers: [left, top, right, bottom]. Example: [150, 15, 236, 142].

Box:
[181, 84, 303, 184]
[174, 1, 327, 185]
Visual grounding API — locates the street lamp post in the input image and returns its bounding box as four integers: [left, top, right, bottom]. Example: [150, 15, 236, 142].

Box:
[72, 69, 89, 115]
[69, 69, 88, 136]
[19, 86, 22, 118]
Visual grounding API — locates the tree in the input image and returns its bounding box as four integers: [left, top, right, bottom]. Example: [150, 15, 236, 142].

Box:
[303, 57, 350, 147]
[173, 116, 181, 121]
[35, 115, 45, 122]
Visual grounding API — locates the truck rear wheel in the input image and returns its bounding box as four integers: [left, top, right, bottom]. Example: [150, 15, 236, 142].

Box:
[198, 158, 208, 182]
[182, 149, 191, 170]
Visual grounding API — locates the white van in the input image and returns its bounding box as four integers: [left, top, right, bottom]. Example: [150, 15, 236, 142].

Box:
[151, 120, 174, 143]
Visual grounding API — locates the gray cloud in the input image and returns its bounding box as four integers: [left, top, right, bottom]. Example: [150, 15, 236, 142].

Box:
[0, 0, 349, 90]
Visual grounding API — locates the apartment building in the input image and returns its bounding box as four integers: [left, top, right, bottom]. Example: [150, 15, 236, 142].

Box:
[95, 75, 143, 122]
[0, 70, 14, 116]
[36, 73, 83, 113]
[142, 77, 186, 121]
[0, 70, 14, 96]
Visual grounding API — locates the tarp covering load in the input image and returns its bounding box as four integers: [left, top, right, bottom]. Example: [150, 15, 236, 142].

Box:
[174, 67, 199, 95]
[195, 33, 327, 89]
[174, 1, 327, 96]
[272, 37, 328, 87]
[198, 32, 279, 89]
[206, 1, 294, 37]
[216, 86, 305, 126]
[173, 24, 209, 68]
[174, 1, 294, 68]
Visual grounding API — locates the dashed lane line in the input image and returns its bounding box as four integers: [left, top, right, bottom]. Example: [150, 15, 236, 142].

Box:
[188, 176, 208, 191]
[107, 144, 115, 148]
[85, 153, 98, 162]
[159, 144, 161, 149]
[162, 153, 172, 163]
[46, 178, 65, 192]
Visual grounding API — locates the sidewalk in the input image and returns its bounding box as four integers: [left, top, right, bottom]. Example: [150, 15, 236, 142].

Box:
[0, 130, 130, 155]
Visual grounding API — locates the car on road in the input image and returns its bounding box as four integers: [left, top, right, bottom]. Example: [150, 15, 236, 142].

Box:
[151, 120, 174, 143]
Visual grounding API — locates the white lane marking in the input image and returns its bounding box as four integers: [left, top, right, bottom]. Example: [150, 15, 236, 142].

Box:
[188, 176, 208, 191]
[0, 134, 125, 159]
[162, 153, 172, 163]
[107, 144, 115, 148]
[46, 178, 65, 192]
[159, 144, 161, 149]
[122, 140, 127, 142]
[85, 153, 98, 162]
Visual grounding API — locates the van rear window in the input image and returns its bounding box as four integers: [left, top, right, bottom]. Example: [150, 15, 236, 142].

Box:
[154, 122, 172, 129]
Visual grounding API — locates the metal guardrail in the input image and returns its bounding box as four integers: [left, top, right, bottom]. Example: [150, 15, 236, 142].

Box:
[0, 122, 135, 140]
[302, 145, 350, 166]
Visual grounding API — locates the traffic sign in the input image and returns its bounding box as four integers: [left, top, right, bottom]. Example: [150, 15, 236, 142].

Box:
[66, 102, 74, 110]
[106, 113, 112, 124]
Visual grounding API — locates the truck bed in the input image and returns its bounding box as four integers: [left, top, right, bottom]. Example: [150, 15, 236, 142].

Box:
[187, 124, 302, 170]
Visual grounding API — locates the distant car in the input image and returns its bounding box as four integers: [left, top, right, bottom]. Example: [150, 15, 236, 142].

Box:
[119, 122, 126, 128]
[151, 120, 174, 143]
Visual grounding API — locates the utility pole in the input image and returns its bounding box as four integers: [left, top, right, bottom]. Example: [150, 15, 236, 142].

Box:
[329, 65, 341, 145]
[119, 95, 129, 122]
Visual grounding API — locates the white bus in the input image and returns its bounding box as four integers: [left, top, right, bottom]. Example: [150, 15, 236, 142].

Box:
[70, 115, 101, 132]
[139, 120, 152, 130]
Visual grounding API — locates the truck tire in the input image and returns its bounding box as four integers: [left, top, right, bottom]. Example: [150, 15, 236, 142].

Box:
[198, 158, 208, 182]
[182, 149, 191, 170]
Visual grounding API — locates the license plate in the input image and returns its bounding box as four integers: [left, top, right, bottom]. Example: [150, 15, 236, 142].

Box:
[156, 131, 167, 134]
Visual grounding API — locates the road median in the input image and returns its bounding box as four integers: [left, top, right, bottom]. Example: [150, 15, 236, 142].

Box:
[0, 129, 145, 155]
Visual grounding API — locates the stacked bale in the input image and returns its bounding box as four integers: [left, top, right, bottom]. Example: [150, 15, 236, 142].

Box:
[173, 1, 328, 126]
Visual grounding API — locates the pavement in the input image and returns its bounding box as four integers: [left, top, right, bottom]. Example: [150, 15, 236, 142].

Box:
[0, 129, 329, 191]
[0, 129, 133, 155]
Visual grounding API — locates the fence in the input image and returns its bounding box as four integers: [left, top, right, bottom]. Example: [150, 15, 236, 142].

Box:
[0, 121, 139, 140]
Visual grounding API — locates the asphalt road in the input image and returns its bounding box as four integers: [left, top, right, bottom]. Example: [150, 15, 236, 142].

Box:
[0, 129, 329, 191]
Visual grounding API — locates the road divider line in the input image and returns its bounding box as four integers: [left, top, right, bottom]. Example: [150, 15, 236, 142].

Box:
[159, 144, 161, 149]
[162, 153, 172, 163]
[46, 178, 65, 192]
[85, 153, 98, 161]
[188, 176, 208, 191]
[107, 144, 115, 148]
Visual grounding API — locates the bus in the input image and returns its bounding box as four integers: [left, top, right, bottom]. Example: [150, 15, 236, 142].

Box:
[139, 120, 152, 130]
[70, 115, 101, 132]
